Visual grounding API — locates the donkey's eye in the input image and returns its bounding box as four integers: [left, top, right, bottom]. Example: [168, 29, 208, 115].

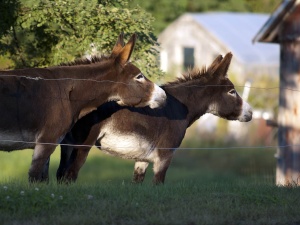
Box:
[228, 89, 236, 96]
[135, 73, 144, 80]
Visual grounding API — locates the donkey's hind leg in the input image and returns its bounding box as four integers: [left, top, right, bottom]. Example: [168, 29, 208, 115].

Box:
[152, 149, 174, 185]
[132, 161, 149, 184]
[63, 147, 91, 182]
[56, 145, 77, 181]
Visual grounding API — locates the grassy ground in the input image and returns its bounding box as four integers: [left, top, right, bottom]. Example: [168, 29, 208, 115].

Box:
[1, 180, 300, 225]
[1, 143, 300, 225]
[0, 145, 276, 185]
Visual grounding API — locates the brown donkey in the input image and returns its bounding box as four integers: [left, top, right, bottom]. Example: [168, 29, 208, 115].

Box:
[57, 52, 252, 184]
[0, 33, 166, 182]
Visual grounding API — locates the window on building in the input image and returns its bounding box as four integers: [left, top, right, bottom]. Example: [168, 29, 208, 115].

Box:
[183, 47, 195, 70]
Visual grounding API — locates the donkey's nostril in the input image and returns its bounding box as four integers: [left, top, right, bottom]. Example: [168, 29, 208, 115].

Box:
[245, 114, 252, 122]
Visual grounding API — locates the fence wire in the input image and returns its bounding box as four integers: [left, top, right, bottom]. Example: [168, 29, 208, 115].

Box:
[0, 73, 295, 151]
[0, 74, 298, 92]
[0, 138, 293, 150]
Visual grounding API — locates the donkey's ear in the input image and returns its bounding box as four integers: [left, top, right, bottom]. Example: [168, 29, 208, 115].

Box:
[111, 33, 125, 58]
[114, 33, 137, 67]
[208, 55, 223, 74]
[214, 52, 233, 77]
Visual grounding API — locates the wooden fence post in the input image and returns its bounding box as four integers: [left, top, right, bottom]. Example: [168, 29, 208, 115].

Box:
[277, 10, 300, 185]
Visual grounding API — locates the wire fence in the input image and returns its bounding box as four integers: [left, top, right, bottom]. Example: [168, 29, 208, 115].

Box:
[0, 138, 290, 150]
[0, 74, 298, 93]
[0, 74, 296, 90]
[0, 73, 296, 151]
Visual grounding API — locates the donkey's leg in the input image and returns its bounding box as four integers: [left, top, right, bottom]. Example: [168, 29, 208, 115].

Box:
[56, 145, 77, 181]
[28, 144, 57, 182]
[152, 150, 174, 185]
[41, 157, 50, 182]
[63, 147, 91, 182]
[132, 161, 149, 184]
[61, 125, 100, 183]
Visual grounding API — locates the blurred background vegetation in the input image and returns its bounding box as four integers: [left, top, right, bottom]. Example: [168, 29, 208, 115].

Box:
[0, 144, 276, 185]
[0, 0, 281, 71]
[128, 0, 281, 35]
[0, 0, 281, 184]
[0, 0, 162, 77]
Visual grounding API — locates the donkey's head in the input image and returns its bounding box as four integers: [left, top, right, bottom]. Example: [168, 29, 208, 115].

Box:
[206, 53, 252, 122]
[109, 33, 166, 108]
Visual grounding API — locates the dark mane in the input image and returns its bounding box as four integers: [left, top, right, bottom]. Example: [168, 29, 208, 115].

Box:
[164, 66, 211, 86]
[59, 55, 111, 67]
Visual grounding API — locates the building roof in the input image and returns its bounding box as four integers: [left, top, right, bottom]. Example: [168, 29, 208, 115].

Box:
[188, 12, 279, 66]
[253, 0, 299, 43]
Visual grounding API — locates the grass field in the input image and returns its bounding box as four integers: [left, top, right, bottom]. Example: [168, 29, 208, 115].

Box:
[1, 180, 300, 225]
[1, 142, 300, 225]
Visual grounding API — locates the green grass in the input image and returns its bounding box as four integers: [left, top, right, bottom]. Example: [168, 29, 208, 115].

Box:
[1, 144, 299, 225]
[1, 180, 300, 225]
[0, 146, 276, 185]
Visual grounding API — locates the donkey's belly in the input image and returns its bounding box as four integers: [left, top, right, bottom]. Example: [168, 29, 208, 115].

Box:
[0, 131, 36, 151]
[98, 128, 155, 161]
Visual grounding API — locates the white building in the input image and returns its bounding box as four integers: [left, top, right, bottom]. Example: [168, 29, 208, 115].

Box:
[158, 12, 279, 82]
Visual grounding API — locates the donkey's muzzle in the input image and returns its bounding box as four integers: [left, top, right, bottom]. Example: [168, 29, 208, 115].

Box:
[238, 101, 252, 122]
[148, 84, 167, 109]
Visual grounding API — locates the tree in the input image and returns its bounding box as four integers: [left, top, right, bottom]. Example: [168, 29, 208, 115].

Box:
[0, 0, 162, 78]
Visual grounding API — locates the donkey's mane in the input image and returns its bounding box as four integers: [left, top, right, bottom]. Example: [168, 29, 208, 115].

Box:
[165, 66, 211, 86]
[59, 55, 111, 67]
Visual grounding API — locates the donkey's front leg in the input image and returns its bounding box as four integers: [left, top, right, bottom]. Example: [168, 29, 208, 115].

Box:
[152, 149, 174, 185]
[132, 161, 149, 184]
[28, 144, 57, 182]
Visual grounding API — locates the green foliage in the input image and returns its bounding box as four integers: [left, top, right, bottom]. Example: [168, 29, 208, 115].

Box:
[0, 0, 163, 78]
[245, 0, 282, 13]
[0, 55, 14, 69]
[0, 0, 282, 74]
[128, 0, 186, 35]
[243, 74, 279, 113]
[0, 0, 20, 37]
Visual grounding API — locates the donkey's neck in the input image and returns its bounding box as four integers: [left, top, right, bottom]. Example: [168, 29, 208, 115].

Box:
[50, 63, 117, 119]
[164, 81, 211, 126]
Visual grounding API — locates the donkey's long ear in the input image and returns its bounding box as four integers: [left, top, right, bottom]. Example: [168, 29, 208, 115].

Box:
[111, 33, 125, 58]
[214, 52, 233, 77]
[208, 55, 223, 74]
[115, 33, 137, 67]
